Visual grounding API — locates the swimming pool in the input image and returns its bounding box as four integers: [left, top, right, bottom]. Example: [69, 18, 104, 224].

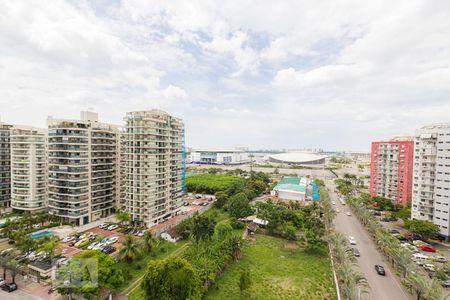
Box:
[30, 231, 54, 239]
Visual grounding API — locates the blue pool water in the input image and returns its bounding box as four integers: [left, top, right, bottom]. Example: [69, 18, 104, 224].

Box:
[30, 231, 54, 239]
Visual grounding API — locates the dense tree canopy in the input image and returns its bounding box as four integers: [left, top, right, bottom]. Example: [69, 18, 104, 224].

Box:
[228, 193, 253, 219]
[142, 257, 202, 300]
[404, 219, 439, 241]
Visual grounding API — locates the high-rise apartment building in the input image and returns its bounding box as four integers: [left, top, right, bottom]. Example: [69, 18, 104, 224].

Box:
[0, 123, 12, 208]
[370, 137, 414, 207]
[124, 110, 184, 228]
[47, 112, 120, 225]
[10, 126, 47, 211]
[412, 124, 450, 240]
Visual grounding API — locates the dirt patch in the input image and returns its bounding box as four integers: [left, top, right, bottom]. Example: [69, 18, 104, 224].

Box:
[285, 241, 298, 251]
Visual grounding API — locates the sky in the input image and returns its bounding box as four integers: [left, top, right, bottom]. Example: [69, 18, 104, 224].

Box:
[1, 0, 450, 151]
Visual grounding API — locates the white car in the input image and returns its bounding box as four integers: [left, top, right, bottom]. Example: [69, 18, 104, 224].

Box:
[87, 242, 100, 250]
[424, 264, 435, 272]
[0, 278, 6, 287]
[346, 212, 351, 216]
[332, 201, 336, 205]
[349, 236, 357, 245]
[63, 236, 76, 243]
[75, 238, 89, 247]
[107, 224, 119, 231]
[92, 243, 105, 251]
[106, 236, 118, 245]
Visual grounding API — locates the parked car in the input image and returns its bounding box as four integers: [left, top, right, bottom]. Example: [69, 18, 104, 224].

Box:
[75, 238, 89, 247]
[349, 236, 357, 245]
[92, 243, 105, 251]
[388, 229, 400, 234]
[0, 278, 6, 287]
[424, 264, 435, 272]
[375, 265, 386, 276]
[107, 224, 119, 231]
[353, 248, 360, 257]
[106, 236, 118, 245]
[332, 201, 336, 205]
[432, 256, 447, 263]
[102, 245, 116, 254]
[183, 202, 189, 206]
[62, 236, 76, 243]
[138, 231, 144, 237]
[99, 223, 108, 229]
[87, 242, 100, 250]
[442, 279, 450, 288]
[420, 245, 437, 253]
[346, 212, 351, 216]
[2, 283, 17, 292]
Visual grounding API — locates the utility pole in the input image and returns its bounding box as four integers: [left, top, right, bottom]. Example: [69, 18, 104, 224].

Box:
[249, 153, 254, 175]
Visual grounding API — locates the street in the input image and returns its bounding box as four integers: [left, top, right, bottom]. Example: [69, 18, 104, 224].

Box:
[328, 182, 411, 300]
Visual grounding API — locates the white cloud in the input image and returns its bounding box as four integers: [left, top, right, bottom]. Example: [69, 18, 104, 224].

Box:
[1, 0, 450, 150]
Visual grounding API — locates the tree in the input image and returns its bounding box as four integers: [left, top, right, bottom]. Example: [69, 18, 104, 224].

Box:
[16, 235, 36, 255]
[404, 220, 439, 241]
[371, 196, 394, 211]
[7, 259, 20, 284]
[238, 269, 252, 296]
[228, 193, 253, 219]
[191, 213, 216, 241]
[57, 251, 124, 299]
[119, 235, 140, 263]
[392, 207, 411, 220]
[38, 236, 61, 261]
[141, 231, 159, 253]
[214, 191, 228, 209]
[214, 222, 233, 240]
[142, 257, 201, 300]
[115, 211, 131, 226]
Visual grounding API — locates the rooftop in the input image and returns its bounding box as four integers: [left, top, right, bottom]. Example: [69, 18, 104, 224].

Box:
[273, 177, 307, 193]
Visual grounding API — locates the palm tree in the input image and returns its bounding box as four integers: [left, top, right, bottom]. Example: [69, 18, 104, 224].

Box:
[119, 235, 140, 263]
[16, 235, 36, 256]
[115, 211, 131, 226]
[38, 236, 60, 262]
[0, 255, 9, 280]
[2, 219, 13, 239]
[407, 273, 443, 300]
[7, 259, 20, 284]
[141, 231, 159, 253]
[338, 262, 370, 300]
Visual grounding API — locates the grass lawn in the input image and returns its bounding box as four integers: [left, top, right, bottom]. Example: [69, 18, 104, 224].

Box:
[205, 235, 337, 300]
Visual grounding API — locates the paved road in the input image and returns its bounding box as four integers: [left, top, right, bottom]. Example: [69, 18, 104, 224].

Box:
[328, 182, 411, 300]
[0, 289, 42, 300]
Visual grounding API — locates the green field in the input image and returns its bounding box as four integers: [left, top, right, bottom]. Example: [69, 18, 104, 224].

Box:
[205, 235, 337, 300]
[185, 174, 245, 194]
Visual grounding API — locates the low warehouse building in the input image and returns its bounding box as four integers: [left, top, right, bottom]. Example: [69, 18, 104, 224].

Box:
[271, 177, 320, 203]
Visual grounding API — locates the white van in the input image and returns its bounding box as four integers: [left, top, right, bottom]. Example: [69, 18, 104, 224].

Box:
[412, 253, 429, 264]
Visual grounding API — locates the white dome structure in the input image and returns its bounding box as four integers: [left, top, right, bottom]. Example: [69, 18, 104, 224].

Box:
[269, 152, 327, 165]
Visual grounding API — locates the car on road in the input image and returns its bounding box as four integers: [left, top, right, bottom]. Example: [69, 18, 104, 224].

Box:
[420, 245, 436, 252]
[2, 283, 17, 292]
[388, 229, 400, 234]
[349, 236, 357, 245]
[346, 212, 351, 216]
[353, 248, 360, 257]
[375, 265, 386, 276]
[332, 201, 336, 205]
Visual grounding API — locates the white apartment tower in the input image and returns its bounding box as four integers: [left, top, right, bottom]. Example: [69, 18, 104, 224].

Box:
[412, 124, 450, 240]
[124, 110, 184, 228]
[10, 126, 47, 211]
[47, 112, 120, 225]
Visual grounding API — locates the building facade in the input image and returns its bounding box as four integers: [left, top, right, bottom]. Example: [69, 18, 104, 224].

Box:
[0, 123, 12, 208]
[189, 149, 249, 165]
[123, 110, 184, 228]
[370, 137, 414, 207]
[10, 126, 47, 212]
[412, 124, 450, 240]
[47, 112, 120, 226]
